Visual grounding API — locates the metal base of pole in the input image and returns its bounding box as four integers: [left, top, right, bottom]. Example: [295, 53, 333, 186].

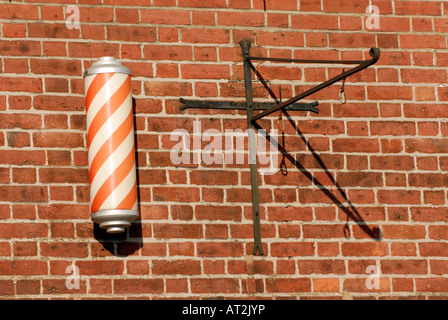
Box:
[91, 209, 139, 234]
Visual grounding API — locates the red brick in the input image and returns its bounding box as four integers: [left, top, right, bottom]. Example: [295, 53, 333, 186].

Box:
[0, 260, 47, 275]
[332, 138, 380, 153]
[405, 138, 448, 153]
[395, 0, 442, 15]
[274, 260, 295, 275]
[28, 23, 79, 39]
[33, 132, 83, 148]
[409, 173, 448, 188]
[416, 278, 448, 293]
[89, 279, 112, 294]
[190, 278, 239, 293]
[167, 242, 193, 256]
[16, 280, 40, 295]
[153, 187, 200, 202]
[419, 243, 448, 257]
[400, 35, 446, 49]
[38, 204, 89, 220]
[78, 6, 114, 22]
[144, 81, 192, 97]
[381, 260, 428, 275]
[3, 23, 26, 38]
[39, 168, 88, 184]
[292, 14, 339, 30]
[300, 0, 322, 11]
[0, 4, 39, 19]
[6, 131, 30, 148]
[107, 25, 156, 42]
[30, 59, 81, 76]
[153, 223, 202, 239]
[178, 0, 226, 7]
[342, 242, 388, 256]
[371, 155, 415, 171]
[430, 260, 448, 275]
[298, 260, 346, 275]
[197, 242, 244, 257]
[68, 42, 118, 58]
[337, 172, 383, 187]
[257, 31, 304, 47]
[367, 86, 413, 100]
[217, 11, 264, 27]
[41, 242, 88, 258]
[329, 33, 375, 48]
[266, 278, 311, 293]
[429, 226, 448, 241]
[0, 77, 42, 93]
[0, 281, 14, 296]
[378, 190, 421, 204]
[181, 64, 230, 80]
[404, 104, 448, 118]
[167, 279, 191, 295]
[270, 242, 315, 257]
[402, 69, 447, 84]
[144, 45, 192, 61]
[13, 168, 36, 184]
[0, 40, 41, 56]
[278, 224, 301, 238]
[0, 186, 47, 202]
[73, 261, 123, 276]
[313, 278, 340, 292]
[153, 260, 199, 275]
[182, 28, 230, 44]
[195, 205, 241, 221]
[114, 279, 164, 294]
[382, 225, 426, 240]
[302, 225, 346, 239]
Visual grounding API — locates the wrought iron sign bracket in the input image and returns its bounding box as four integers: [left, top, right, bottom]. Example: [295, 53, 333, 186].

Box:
[179, 41, 380, 256]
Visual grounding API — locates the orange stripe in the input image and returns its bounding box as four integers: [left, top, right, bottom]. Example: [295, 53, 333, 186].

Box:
[85, 73, 113, 112]
[117, 179, 137, 210]
[91, 147, 136, 212]
[87, 77, 131, 148]
[89, 109, 134, 184]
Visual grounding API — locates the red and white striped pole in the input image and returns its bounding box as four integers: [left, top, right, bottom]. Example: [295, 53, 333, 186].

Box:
[84, 57, 138, 233]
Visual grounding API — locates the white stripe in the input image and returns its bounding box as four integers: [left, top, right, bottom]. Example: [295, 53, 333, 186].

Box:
[88, 93, 132, 167]
[86, 73, 128, 130]
[90, 129, 134, 201]
[99, 163, 136, 211]
[85, 74, 95, 95]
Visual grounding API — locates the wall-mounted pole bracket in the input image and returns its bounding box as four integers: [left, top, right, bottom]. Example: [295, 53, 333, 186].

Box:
[179, 41, 380, 255]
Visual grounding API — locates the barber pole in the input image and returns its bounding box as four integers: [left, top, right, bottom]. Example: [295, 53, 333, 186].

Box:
[84, 57, 138, 233]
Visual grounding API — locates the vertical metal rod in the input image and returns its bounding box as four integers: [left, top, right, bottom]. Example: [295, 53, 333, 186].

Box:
[240, 40, 263, 255]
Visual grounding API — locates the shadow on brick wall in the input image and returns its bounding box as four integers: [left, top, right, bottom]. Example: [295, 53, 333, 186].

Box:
[254, 113, 382, 241]
[250, 64, 381, 241]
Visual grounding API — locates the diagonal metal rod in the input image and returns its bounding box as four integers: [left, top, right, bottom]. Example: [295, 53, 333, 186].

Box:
[250, 47, 381, 122]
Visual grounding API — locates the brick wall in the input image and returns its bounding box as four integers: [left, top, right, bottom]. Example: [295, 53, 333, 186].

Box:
[0, 0, 447, 299]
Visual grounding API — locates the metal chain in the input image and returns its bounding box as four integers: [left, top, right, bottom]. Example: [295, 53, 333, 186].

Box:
[339, 70, 347, 104]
